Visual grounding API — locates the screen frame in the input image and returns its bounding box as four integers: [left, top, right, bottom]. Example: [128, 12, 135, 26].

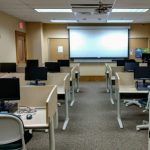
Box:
[58, 59, 70, 67]
[134, 67, 150, 80]
[68, 26, 130, 60]
[25, 67, 47, 81]
[26, 59, 39, 68]
[0, 63, 16, 73]
[0, 78, 20, 101]
[45, 62, 60, 72]
[124, 62, 139, 72]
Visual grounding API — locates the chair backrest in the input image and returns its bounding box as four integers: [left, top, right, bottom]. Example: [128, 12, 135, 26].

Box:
[0, 113, 26, 149]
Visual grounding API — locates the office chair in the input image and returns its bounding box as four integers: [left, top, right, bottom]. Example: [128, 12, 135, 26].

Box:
[124, 99, 142, 107]
[0, 113, 27, 150]
[136, 90, 150, 131]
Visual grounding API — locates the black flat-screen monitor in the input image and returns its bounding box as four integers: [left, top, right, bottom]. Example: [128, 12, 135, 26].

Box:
[148, 60, 150, 66]
[117, 59, 135, 66]
[45, 62, 60, 72]
[58, 60, 70, 67]
[25, 67, 47, 85]
[124, 62, 139, 72]
[26, 59, 38, 67]
[0, 78, 20, 111]
[142, 53, 150, 62]
[134, 67, 150, 80]
[0, 63, 16, 72]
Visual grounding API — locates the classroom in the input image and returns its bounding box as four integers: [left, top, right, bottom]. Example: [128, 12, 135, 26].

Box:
[0, 0, 150, 150]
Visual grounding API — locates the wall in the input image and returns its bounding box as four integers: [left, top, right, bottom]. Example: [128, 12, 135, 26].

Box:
[129, 24, 150, 60]
[0, 11, 25, 62]
[43, 24, 68, 61]
[26, 23, 150, 76]
[26, 22, 44, 65]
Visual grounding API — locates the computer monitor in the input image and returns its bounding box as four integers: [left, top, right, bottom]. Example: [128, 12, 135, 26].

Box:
[26, 59, 39, 67]
[134, 67, 150, 80]
[117, 59, 135, 66]
[0, 63, 16, 72]
[0, 78, 20, 111]
[147, 60, 150, 66]
[142, 53, 150, 62]
[25, 67, 47, 85]
[124, 62, 139, 72]
[58, 59, 70, 67]
[45, 62, 60, 72]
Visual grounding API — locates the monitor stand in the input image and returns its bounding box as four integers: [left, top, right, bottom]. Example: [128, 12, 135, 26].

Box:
[29, 80, 45, 86]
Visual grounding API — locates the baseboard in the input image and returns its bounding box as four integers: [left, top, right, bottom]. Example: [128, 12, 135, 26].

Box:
[80, 76, 105, 81]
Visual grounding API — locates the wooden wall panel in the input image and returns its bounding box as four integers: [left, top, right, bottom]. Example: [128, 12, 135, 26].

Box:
[49, 38, 69, 61]
[129, 38, 148, 60]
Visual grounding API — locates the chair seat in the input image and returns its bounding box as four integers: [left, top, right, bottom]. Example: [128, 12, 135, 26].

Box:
[0, 139, 22, 150]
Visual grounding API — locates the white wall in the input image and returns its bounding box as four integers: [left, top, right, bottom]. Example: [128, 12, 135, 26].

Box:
[0, 11, 25, 62]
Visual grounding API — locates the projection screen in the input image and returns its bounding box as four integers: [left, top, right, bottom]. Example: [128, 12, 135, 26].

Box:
[68, 26, 129, 59]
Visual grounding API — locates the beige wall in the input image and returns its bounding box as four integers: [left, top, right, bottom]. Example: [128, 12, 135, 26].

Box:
[0, 11, 25, 62]
[130, 24, 150, 55]
[26, 23, 150, 76]
[2, 12, 150, 75]
[26, 22, 44, 65]
[1, 12, 150, 75]
[43, 24, 68, 61]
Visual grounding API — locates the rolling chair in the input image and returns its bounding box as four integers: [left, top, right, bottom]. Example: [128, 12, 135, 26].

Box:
[136, 89, 150, 131]
[0, 114, 27, 150]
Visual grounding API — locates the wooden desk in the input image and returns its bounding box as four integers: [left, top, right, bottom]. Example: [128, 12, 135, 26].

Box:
[3, 72, 70, 130]
[105, 63, 116, 93]
[46, 73, 70, 130]
[70, 63, 80, 93]
[107, 65, 124, 104]
[60, 66, 76, 106]
[18, 85, 57, 150]
[115, 72, 148, 128]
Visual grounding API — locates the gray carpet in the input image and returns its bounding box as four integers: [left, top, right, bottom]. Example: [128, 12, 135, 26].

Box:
[27, 81, 148, 150]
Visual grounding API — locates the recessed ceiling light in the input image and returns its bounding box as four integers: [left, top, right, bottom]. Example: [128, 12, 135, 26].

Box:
[112, 9, 149, 12]
[107, 20, 133, 23]
[50, 20, 77, 23]
[35, 9, 72, 13]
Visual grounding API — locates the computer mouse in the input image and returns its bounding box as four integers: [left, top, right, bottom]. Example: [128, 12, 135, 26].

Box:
[26, 114, 32, 120]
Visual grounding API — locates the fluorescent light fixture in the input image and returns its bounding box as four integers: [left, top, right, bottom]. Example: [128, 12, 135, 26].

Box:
[107, 20, 133, 23]
[35, 9, 72, 13]
[50, 20, 77, 23]
[112, 9, 149, 12]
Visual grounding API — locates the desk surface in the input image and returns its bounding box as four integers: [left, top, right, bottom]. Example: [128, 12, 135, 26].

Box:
[16, 107, 48, 128]
[119, 85, 148, 93]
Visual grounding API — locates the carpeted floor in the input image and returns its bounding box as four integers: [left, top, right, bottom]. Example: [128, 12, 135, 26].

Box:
[27, 81, 148, 150]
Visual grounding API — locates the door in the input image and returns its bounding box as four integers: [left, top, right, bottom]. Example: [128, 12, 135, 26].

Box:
[49, 38, 69, 61]
[15, 31, 26, 64]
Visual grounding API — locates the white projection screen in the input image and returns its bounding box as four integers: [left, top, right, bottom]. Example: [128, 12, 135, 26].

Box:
[68, 26, 129, 59]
